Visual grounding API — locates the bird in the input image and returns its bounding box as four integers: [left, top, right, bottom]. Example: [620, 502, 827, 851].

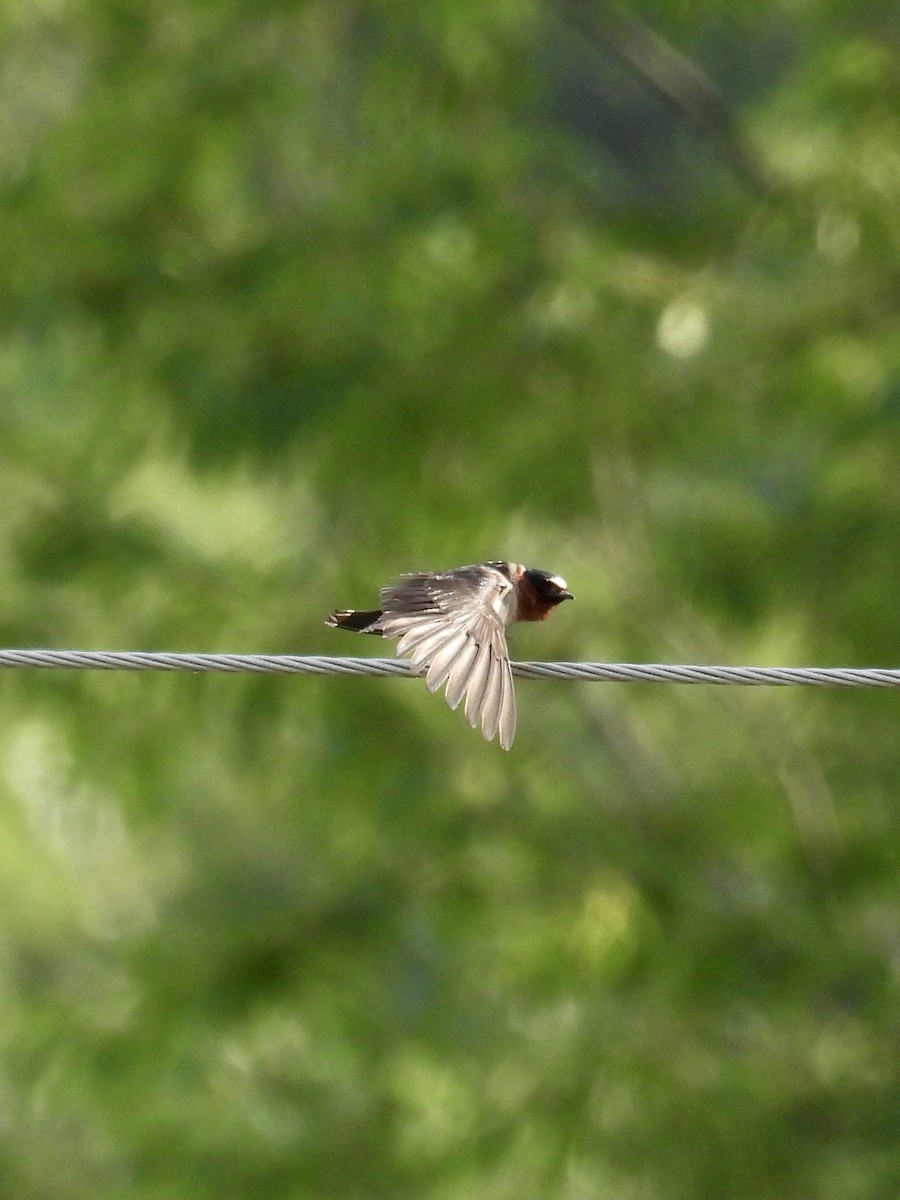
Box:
[326, 561, 573, 750]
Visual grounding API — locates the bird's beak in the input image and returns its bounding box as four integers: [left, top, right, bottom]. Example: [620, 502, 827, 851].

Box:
[560, 591, 574, 602]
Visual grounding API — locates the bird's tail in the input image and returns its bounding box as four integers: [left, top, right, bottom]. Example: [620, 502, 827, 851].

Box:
[325, 609, 384, 634]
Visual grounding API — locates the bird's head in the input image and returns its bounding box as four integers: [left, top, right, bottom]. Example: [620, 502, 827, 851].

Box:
[519, 567, 574, 620]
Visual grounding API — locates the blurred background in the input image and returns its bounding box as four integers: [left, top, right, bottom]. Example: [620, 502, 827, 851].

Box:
[2, 1, 900, 1196]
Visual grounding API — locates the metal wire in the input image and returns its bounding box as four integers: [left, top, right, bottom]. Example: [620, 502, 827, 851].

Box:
[0, 649, 898, 688]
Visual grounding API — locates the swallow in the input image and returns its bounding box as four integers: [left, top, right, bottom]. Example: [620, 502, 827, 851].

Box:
[326, 561, 573, 750]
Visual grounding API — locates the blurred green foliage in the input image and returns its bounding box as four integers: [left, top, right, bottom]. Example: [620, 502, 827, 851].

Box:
[1, 1, 900, 1197]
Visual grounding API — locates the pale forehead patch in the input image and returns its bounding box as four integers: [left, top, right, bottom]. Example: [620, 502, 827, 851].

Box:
[548, 574, 568, 591]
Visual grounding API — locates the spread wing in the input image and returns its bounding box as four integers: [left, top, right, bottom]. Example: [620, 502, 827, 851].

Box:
[375, 567, 517, 750]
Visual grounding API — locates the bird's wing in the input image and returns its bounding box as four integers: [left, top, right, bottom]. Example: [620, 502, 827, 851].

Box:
[376, 567, 517, 750]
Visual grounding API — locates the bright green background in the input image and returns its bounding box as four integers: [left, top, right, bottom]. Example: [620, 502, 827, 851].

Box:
[2, 2, 900, 1197]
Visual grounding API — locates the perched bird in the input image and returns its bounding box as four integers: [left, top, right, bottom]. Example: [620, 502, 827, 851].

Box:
[326, 561, 573, 750]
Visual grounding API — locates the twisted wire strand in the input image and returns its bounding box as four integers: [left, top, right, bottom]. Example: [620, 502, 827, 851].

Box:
[0, 649, 898, 688]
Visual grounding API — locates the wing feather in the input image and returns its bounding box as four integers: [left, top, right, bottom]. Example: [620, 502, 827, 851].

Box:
[477, 649, 503, 742]
[406, 628, 459, 667]
[463, 638, 494, 729]
[392, 620, 445, 652]
[497, 657, 517, 750]
[424, 629, 470, 692]
[444, 637, 480, 710]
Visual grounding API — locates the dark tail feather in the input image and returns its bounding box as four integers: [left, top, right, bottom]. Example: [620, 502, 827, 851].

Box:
[325, 609, 384, 634]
